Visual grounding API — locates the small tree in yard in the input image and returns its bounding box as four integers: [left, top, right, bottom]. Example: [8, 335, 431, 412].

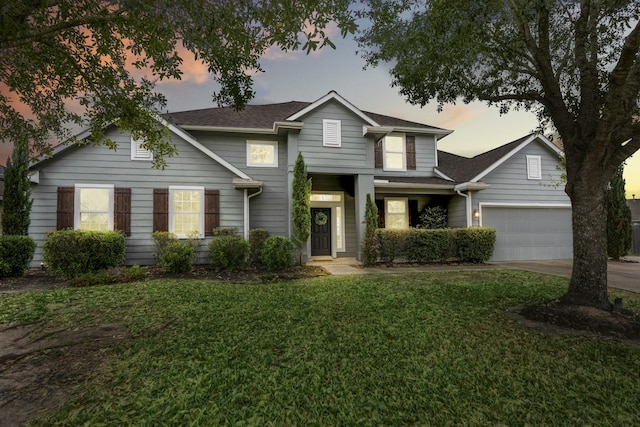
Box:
[2, 142, 33, 236]
[362, 193, 379, 266]
[291, 152, 312, 265]
[607, 165, 632, 259]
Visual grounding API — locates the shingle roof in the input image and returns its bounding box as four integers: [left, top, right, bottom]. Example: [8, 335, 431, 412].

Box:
[438, 134, 535, 182]
[162, 100, 445, 131]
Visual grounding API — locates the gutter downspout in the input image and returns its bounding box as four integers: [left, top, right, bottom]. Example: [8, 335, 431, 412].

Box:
[244, 187, 263, 239]
[456, 190, 472, 228]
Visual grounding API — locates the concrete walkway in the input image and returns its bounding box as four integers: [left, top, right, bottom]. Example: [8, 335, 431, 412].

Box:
[306, 256, 640, 294]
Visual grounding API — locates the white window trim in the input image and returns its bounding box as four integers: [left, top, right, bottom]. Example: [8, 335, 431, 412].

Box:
[131, 137, 152, 161]
[308, 191, 346, 256]
[384, 197, 409, 229]
[246, 140, 278, 167]
[383, 133, 406, 171]
[323, 119, 342, 147]
[74, 184, 114, 230]
[169, 186, 205, 238]
[526, 155, 542, 180]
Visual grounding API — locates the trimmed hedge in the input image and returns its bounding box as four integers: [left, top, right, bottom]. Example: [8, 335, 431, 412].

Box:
[43, 230, 126, 278]
[377, 228, 496, 264]
[0, 235, 36, 277]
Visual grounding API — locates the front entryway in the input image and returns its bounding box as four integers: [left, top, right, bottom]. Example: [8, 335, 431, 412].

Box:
[311, 207, 331, 256]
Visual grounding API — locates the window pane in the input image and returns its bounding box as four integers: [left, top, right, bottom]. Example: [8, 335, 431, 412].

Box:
[387, 200, 407, 214]
[310, 194, 342, 202]
[385, 152, 404, 170]
[79, 213, 109, 230]
[174, 213, 200, 236]
[80, 188, 109, 211]
[386, 214, 407, 229]
[385, 135, 404, 152]
[249, 143, 276, 165]
[174, 190, 200, 213]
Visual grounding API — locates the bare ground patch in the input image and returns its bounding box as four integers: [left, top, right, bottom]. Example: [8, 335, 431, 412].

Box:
[0, 322, 131, 426]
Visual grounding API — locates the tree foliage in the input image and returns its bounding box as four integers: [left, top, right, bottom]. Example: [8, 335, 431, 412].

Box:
[0, 0, 356, 167]
[358, 0, 640, 309]
[1, 142, 32, 235]
[607, 165, 632, 259]
[291, 152, 312, 265]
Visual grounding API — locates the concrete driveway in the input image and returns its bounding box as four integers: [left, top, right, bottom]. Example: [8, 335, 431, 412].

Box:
[492, 257, 640, 294]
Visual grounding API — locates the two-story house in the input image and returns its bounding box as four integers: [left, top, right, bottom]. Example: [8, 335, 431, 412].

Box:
[27, 91, 571, 265]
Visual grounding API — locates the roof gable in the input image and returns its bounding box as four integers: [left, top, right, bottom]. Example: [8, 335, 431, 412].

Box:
[286, 91, 379, 125]
[437, 134, 562, 183]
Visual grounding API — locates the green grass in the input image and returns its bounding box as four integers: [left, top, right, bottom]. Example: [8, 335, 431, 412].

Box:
[2, 270, 640, 426]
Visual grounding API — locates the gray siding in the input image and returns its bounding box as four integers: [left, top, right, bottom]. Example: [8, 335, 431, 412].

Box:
[474, 142, 570, 209]
[448, 196, 467, 228]
[296, 100, 372, 174]
[30, 128, 244, 266]
[193, 131, 289, 236]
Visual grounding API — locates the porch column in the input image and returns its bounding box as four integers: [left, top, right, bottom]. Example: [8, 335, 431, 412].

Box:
[354, 174, 375, 261]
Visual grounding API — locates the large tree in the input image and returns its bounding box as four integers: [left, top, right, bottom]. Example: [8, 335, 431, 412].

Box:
[358, 0, 640, 310]
[0, 0, 355, 167]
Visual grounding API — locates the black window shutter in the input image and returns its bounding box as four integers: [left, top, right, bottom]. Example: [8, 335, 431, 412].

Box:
[204, 190, 220, 236]
[114, 188, 131, 236]
[406, 136, 416, 170]
[153, 189, 169, 232]
[57, 187, 74, 229]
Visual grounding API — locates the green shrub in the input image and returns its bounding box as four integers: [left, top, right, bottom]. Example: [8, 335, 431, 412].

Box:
[261, 236, 294, 271]
[376, 227, 495, 264]
[377, 229, 408, 263]
[151, 232, 178, 262]
[213, 227, 239, 237]
[69, 270, 118, 287]
[0, 235, 36, 277]
[456, 227, 496, 262]
[249, 228, 270, 265]
[123, 264, 147, 282]
[208, 235, 250, 271]
[159, 241, 194, 273]
[417, 205, 448, 229]
[43, 230, 125, 279]
[405, 228, 455, 263]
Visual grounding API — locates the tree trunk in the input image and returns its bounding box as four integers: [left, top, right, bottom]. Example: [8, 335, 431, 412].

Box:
[562, 162, 611, 310]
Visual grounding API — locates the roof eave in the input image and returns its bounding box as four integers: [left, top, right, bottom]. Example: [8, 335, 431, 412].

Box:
[177, 121, 304, 135]
[363, 125, 453, 138]
[454, 182, 491, 191]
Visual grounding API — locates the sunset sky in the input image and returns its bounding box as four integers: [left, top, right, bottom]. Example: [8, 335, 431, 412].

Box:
[2, 28, 639, 198]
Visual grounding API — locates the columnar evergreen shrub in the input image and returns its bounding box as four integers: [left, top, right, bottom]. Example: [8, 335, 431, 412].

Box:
[291, 152, 311, 264]
[607, 165, 632, 259]
[249, 228, 270, 265]
[43, 230, 126, 278]
[0, 235, 36, 277]
[208, 236, 250, 271]
[261, 236, 294, 270]
[361, 193, 379, 266]
[1, 142, 33, 236]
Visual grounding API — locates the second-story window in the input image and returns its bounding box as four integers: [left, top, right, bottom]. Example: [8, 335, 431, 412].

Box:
[247, 140, 278, 167]
[384, 134, 406, 171]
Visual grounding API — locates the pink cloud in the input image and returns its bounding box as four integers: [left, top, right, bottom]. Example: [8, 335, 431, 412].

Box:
[432, 104, 481, 129]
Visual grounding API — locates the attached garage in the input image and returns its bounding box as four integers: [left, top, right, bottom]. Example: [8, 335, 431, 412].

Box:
[481, 205, 573, 261]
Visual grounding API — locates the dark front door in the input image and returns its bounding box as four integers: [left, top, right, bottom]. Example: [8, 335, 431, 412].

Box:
[311, 207, 331, 256]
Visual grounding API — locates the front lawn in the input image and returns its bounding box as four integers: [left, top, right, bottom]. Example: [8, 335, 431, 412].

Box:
[2, 270, 640, 425]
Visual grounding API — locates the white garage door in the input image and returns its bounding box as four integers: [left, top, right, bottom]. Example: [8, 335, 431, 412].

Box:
[482, 206, 573, 261]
